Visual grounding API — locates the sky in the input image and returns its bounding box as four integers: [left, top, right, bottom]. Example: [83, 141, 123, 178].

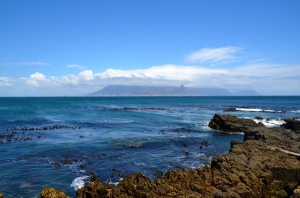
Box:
[0, 0, 300, 96]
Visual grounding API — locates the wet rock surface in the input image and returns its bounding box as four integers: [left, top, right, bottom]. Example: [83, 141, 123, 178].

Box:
[208, 114, 264, 133]
[283, 118, 300, 133]
[41, 114, 300, 197]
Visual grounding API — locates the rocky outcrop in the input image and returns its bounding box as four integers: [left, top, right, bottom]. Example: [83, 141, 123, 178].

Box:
[283, 118, 300, 133]
[43, 114, 300, 197]
[75, 139, 300, 197]
[208, 114, 264, 133]
[40, 187, 70, 198]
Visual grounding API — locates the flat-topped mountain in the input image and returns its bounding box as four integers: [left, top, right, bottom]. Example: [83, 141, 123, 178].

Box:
[88, 85, 260, 96]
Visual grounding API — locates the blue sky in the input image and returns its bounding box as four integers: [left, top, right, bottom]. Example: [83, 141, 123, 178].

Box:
[0, 0, 300, 96]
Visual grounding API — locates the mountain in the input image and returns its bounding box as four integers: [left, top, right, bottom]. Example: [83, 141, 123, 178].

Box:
[88, 85, 260, 96]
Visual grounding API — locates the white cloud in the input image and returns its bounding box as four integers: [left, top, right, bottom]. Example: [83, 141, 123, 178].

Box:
[0, 77, 12, 87]
[185, 46, 242, 63]
[79, 70, 94, 81]
[231, 63, 300, 78]
[1, 46, 300, 96]
[95, 65, 227, 81]
[27, 72, 52, 87]
[0, 61, 49, 66]
[66, 64, 86, 70]
[20, 65, 228, 91]
[13, 63, 298, 95]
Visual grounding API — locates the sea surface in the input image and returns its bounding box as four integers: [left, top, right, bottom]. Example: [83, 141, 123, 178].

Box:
[0, 96, 299, 197]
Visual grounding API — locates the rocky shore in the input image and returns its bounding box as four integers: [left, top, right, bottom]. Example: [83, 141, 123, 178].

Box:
[3, 114, 300, 197]
[73, 114, 300, 197]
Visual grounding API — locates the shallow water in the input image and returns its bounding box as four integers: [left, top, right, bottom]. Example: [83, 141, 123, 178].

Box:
[0, 96, 299, 197]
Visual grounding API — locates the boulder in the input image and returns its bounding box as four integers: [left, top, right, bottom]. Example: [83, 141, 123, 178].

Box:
[255, 116, 263, 120]
[40, 187, 70, 198]
[76, 180, 114, 198]
[208, 114, 263, 133]
[282, 118, 300, 132]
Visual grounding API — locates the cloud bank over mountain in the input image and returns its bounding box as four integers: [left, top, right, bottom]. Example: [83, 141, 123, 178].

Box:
[1, 47, 299, 96]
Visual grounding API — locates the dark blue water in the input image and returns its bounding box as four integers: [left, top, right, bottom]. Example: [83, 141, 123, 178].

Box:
[0, 96, 299, 197]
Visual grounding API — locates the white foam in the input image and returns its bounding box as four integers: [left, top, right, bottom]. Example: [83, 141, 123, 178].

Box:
[19, 181, 32, 188]
[108, 178, 123, 186]
[133, 161, 150, 167]
[236, 108, 263, 112]
[70, 176, 90, 191]
[291, 110, 300, 114]
[198, 122, 211, 130]
[253, 118, 285, 128]
[236, 108, 281, 113]
[265, 110, 279, 113]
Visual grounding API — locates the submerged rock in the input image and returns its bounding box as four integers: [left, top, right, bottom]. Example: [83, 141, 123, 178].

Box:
[0, 193, 3, 198]
[255, 116, 263, 120]
[108, 107, 170, 111]
[40, 187, 70, 198]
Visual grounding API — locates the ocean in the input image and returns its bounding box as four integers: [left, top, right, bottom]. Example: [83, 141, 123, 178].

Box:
[0, 96, 299, 197]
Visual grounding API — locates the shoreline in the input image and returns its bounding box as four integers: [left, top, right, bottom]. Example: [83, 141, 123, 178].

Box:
[36, 114, 300, 197]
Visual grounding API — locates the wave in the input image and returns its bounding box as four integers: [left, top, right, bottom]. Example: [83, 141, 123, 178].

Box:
[252, 118, 285, 128]
[291, 110, 300, 114]
[70, 176, 90, 191]
[225, 107, 281, 113]
[108, 178, 123, 186]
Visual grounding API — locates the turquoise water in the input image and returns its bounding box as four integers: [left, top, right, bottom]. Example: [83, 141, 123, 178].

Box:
[0, 96, 299, 197]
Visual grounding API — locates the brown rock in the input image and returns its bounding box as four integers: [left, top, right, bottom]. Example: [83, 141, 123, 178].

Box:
[0, 193, 3, 198]
[208, 114, 262, 133]
[76, 181, 114, 198]
[291, 186, 300, 198]
[40, 187, 70, 198]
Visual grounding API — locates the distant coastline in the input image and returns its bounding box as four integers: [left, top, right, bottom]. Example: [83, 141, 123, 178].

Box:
[88, 85, 260, 96]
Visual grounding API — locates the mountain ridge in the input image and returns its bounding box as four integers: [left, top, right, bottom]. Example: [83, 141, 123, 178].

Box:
[88, 85, 260, 96]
